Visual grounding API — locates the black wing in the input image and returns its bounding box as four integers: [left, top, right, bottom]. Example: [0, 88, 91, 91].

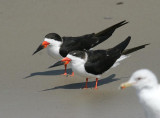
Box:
[60, 33, 95, 57]
[59, 20, 128, 57]
[83, 20, 128, 49]
[85, 36, 131, 75]
[85, 50, 117, 75]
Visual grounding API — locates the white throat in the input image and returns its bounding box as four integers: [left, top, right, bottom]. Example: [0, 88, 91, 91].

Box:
[44, 38, 62, 59]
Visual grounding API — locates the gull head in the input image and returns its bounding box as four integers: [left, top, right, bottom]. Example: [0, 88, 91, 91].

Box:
[120, 69, 158, 91]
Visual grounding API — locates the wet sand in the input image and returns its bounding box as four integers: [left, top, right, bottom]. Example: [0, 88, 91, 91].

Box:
[0, 0, 160, 118]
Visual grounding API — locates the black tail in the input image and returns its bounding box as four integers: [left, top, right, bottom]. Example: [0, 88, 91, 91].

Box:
[122, 43, 150, 55]
[95, 20, 128, 37]
[112, 36, 131, 53]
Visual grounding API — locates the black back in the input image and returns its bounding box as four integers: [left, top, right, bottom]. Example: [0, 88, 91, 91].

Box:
[69, 50, 86, 59]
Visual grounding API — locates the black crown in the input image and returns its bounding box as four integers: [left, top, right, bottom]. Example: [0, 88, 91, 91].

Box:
[45, 33, 62, 41]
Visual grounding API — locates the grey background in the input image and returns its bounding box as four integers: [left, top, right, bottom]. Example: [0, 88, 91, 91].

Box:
[0, 0, 160, 118]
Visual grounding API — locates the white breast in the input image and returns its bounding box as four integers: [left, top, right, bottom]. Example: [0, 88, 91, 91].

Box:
[71, 61, 87, 77]
[47, 46, 62, 59]
[138, 87, 160, 118]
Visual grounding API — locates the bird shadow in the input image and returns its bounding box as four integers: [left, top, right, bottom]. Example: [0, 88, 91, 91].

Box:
[23, 68, 72, 79]
[42, 74, 119, 91]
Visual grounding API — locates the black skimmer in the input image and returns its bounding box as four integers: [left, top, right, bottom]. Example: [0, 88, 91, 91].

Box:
[50, 36, 149, 89]
[33, 20, 128, 76]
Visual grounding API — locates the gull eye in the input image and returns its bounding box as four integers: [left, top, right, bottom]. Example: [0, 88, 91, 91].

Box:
[137, 77, 142, 80]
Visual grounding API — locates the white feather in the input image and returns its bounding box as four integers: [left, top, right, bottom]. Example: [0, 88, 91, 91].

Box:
[112, 55, 129, 68]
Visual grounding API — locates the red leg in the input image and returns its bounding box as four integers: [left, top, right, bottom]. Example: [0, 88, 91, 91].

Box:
[62, 64, 67, 76]
[70, 72, 74, 77]
[83, 78, 88, 89]
[94, 78, 98, 89]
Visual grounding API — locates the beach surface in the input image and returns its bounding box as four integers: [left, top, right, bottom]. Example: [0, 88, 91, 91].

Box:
[0, 0, 160, 118]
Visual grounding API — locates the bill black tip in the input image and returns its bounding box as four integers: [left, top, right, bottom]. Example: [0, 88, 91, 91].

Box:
[32, 44, 44, 55]
[32, 52, 36, 55]
[48, 61, 65, 69]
